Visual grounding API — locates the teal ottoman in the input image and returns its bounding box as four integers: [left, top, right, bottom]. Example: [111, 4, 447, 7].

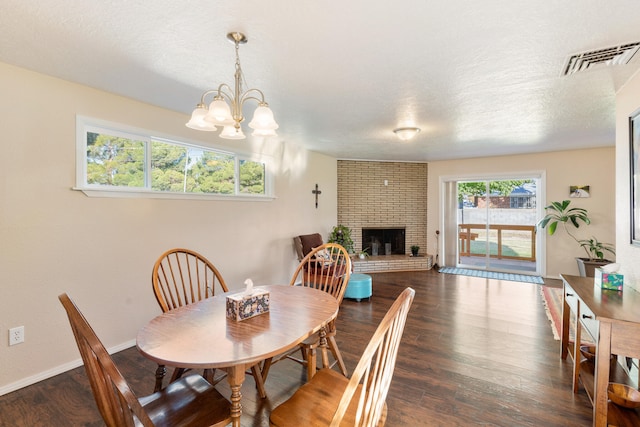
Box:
[344, 273, 372, 302]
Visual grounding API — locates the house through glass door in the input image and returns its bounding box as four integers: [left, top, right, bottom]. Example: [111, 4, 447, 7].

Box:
[456, 178, 539, 273]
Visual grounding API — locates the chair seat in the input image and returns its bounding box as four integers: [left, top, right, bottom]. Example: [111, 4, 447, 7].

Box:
[269, 369, 386, 427]
[139, 374, 231, 427]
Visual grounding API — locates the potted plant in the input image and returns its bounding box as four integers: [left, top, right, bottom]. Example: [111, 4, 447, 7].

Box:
[357, 248, 370, 260]
[328, 225, 354, 254]
[410, 245, 420, 257]
[536, 199, 615, 277]
[577, 237, 616, 276]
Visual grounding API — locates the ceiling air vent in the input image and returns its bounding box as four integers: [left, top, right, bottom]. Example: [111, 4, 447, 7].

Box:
[562, 42, 640, 76]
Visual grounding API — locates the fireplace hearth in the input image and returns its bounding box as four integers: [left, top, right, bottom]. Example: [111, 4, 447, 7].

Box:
[362, 227, 406, 255]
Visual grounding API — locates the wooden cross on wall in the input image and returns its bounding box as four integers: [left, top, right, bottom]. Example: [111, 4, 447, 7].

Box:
[312, 184, 321, 209]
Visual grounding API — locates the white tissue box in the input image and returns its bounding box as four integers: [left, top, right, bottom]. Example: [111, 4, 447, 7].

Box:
[225, 289, 270, 321]
[594, 268, 624, 291]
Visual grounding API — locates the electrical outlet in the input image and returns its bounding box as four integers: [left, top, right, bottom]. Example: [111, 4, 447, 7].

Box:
[9, 326, 24, 346]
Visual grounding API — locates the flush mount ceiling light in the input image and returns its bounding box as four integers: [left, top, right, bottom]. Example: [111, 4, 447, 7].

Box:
[186, 32, 278, 139]
[393, 127, 421, 141]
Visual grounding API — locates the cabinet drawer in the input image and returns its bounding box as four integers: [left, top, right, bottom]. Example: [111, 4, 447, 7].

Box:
[579, 303, 598, 341]
[564, 284, 579, 314]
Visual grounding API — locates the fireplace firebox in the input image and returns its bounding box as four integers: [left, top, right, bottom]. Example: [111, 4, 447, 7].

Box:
[362, 227, 405, 255]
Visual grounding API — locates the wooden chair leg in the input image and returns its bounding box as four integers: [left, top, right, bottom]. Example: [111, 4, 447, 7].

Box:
[169, 367, 186, 383]
[203, 368, 215, 385]
[251, 364, 267, 398]
[306, 346, 317, 380]
[327, 335, 348, 376]
[261, 358, 273, 382]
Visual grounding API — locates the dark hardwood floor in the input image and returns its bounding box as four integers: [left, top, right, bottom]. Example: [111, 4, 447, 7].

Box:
[0, 270, 594, 426]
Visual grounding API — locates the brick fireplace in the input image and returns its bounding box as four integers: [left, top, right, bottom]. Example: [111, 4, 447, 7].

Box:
[337, 161, 429, 272]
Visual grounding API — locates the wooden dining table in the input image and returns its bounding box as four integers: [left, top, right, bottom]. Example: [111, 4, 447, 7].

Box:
[136, 284, 340, 427]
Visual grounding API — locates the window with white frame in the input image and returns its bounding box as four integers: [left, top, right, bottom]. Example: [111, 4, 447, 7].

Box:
[76, 117, 272, 199]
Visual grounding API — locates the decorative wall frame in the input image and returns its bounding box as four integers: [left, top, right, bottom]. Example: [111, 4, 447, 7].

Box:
[630, 108, 640, 246]
[569, 185, 590, 198]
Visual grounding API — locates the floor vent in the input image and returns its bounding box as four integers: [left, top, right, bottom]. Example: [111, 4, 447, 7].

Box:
[562, 42, 640, 76]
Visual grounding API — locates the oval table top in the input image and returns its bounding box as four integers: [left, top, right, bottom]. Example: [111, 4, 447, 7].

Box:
[136, 284, 339, 369]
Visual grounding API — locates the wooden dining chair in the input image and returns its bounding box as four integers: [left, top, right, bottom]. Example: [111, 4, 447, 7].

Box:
[151, 248, 266, 397]
[58, 293, 231, 427]
[262, 243, 352, 382]
[269, 287, 415, 427]
[152, 248, 228, 312]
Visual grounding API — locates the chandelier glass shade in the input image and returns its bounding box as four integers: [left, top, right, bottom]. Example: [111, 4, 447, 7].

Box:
[186, 32, 278, 139]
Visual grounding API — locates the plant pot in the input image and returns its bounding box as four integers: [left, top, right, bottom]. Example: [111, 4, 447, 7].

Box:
[411, 250, 419, 257]
[576, 257, 614, 277]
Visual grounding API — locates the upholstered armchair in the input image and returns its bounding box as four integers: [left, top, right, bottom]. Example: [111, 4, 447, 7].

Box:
[293, 233, 324, 262]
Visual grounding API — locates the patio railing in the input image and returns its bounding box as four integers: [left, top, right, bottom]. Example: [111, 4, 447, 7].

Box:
[459, 223, 536, 262]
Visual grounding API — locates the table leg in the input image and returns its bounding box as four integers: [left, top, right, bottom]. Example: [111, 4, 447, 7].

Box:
[572, 306, 582, 394]
[226, 366, 246, 427]
[153, 364, 166, 392]
[561, 285, 570, 360]
[319, 327, 330, 369]
[594, 323, 612, 427]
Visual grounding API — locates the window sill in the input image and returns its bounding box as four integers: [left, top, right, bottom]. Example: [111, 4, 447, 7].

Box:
[73, 187, 276, 201]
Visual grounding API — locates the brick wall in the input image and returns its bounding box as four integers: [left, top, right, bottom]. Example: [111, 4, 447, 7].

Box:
[337, 161, 428, 255]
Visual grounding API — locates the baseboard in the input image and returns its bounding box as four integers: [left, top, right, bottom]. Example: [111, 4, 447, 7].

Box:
[0, 339, 136, 397]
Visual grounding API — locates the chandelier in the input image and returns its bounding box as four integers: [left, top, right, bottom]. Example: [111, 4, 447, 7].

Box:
[186, 32, 278, 139]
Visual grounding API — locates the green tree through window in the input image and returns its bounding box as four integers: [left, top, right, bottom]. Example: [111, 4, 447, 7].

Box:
[86, 133, 145, 187]
[80, 121, 268, 197]
[239, 160, 265, 194]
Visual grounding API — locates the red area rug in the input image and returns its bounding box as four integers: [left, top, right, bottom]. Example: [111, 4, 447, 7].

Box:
[540, 285, 593, 343]
[541, 286, 563, 340]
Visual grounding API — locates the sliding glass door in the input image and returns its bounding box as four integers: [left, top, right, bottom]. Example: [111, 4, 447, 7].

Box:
[452, 177, 540, 274]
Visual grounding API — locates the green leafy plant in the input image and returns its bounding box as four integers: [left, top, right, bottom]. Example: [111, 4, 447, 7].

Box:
[410, 245, 420, 256]
[578, 237, 615, 261]
[536, 199, 614, 260]
[357, 248, 370, 259]
[328, 225, 354, 254]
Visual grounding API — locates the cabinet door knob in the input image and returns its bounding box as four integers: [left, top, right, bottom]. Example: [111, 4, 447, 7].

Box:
[566, 293, 574, 297]
[582, 314, 593, 319]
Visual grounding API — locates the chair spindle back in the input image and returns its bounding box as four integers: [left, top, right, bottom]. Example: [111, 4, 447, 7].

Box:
[290, 243, 352, 304]
[331, 287, 415, 426]
[59, 294, 153, 427]
[152, 248, 228, 312]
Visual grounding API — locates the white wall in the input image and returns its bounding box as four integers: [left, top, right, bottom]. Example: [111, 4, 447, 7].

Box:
[615, 69, 640, 293]
[428, 147, 616, 278]
[0, 62, 337, 393]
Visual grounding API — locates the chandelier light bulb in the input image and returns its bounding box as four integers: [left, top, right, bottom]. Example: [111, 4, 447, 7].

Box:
[205, 98, 234, 125]
[186, 105, 217, 131]
[220, 125, 246, 139]
[249, 105, 279, 130]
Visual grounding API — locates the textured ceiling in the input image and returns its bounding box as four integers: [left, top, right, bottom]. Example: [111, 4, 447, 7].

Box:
[2, 0, 640, 161]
